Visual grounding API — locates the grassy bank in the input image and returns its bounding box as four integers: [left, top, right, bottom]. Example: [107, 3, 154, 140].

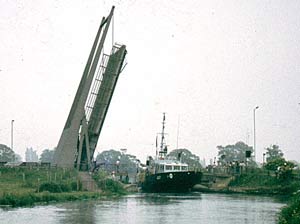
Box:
[0, 167, 127, 207]
[0, 191, 103, 207]
[92, 170, 128, 195]
[228, 171, 300, 195]
[278, 193, 300, 224]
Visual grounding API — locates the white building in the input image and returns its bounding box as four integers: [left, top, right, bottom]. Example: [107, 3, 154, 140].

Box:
[25, 147, 38, 162]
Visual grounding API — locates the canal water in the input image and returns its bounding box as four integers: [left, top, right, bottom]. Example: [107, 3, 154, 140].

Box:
[0, 193, 286, 224]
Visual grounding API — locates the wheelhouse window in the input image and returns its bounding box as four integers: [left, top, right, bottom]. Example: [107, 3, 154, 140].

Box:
[174, 165, 180, 171]
[166, 165, 172, 170]
[181, 166, 188, 171]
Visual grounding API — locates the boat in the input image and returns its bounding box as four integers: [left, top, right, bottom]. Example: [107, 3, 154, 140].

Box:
[141, 113, 202, 193]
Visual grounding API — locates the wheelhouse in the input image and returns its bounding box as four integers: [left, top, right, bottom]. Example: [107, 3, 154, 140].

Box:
[154, 160, 189, 174]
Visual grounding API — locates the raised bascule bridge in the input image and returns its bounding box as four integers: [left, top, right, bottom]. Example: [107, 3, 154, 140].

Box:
[52, 6, 127, 171]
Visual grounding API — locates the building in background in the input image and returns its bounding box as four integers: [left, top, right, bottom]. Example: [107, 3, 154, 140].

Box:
[25, 147, 38, 162]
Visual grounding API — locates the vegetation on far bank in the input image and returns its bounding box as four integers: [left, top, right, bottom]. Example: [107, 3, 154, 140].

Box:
[0, 167, 127, 207]
[228, 170, 300, 195]
[92, 170, 128, 195]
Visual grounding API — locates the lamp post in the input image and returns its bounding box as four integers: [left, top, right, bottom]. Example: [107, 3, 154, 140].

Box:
[11, 120, 14, 161]
[263, 153, 266, 167]
[253, 106, 259, 162]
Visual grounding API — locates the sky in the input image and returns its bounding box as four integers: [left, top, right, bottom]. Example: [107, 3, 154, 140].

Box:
[0, 0, 300, 164]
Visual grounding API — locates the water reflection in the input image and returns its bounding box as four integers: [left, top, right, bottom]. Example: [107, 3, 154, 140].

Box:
[135, 192, 202, 205]
[0, 193, 286, 224]
[56, 201, 97, 224]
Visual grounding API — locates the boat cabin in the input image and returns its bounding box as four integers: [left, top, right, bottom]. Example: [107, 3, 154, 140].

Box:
[153, 160, 188, 174]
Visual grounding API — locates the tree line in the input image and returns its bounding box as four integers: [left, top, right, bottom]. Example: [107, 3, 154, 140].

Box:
[0, 141, 297, 173]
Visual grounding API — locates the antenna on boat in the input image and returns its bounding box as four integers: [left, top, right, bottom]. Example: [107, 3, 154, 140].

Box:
[159, 112, 167, 158]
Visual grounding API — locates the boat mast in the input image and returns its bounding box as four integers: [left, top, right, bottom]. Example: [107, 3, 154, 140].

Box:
[159, 113, 167, 158]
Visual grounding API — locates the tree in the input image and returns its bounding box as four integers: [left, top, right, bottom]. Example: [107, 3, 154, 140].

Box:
[0, 144, 16, 162]
[217, 141, 255, 166]
[167, 148, 202, 169]
[96, 149, 138, 174]
[265, 157, 294, 171]
[14, 154, 22, 162]
[265, 145, 284, 162]
[40, 148, 55, 163]
[265, 157, 295, 181]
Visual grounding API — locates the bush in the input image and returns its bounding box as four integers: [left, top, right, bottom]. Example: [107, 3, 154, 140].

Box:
[0, 193, 36, 207]
[71, 181, 82, 191]
[105, 179, 126, 195]
[93, 170, 107, 182]
[279, 194, 300, 224]
[265, 158, 295, 172]
[229, 173, 279, 187]
[39, 182, 62, 193]
[59, 183, 71, 192]
[93, 171, 127, 195]
[38, 181, 80, 193]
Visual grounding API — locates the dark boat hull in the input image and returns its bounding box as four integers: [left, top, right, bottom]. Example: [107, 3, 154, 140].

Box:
[141, 171, 202, 193]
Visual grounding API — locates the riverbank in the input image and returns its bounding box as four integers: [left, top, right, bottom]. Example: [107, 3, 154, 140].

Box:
[0, 167, 127, 207]
[278, 192, 300, 223]
[228, 172, 300, 196]
[194, 171, 300, 196]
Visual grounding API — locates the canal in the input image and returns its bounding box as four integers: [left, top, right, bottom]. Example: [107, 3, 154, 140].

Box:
[0, 193, 286, 224]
